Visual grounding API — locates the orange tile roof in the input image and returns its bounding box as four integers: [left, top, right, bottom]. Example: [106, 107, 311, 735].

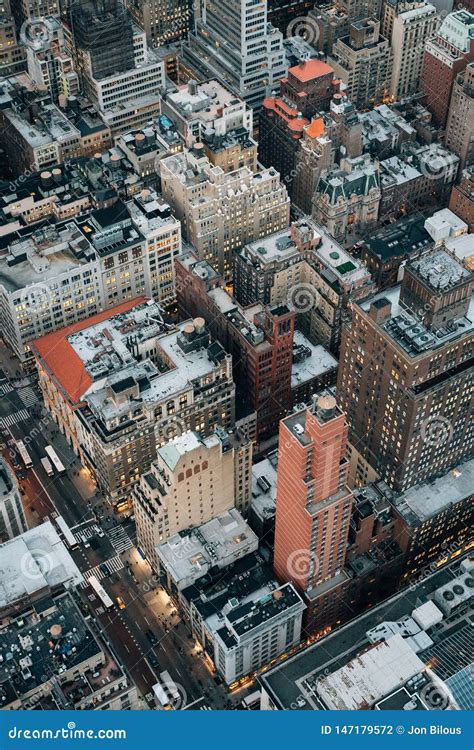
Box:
[305, 117, 325, 139]
[31, 297, 148, 405]
[289, 59, 334, 83]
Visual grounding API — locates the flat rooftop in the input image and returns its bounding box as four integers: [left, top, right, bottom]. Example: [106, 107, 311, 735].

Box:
[259, 556, 471, 710]
[0, 521, 83, 609]
[221, 583, 303, 641]
[157, 509, 258, 588]
[292, 331, 338, 387]
[251, 453, 278, 521]
[409, 248, 471, 291]
[167, 79, 242, 121]
[363, 215, 433, 260]
[391, 459, 473, 524]
[360, 284, 474, 353]
[0, 593, 100, 707]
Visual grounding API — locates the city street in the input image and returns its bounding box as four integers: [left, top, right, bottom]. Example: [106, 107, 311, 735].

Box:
[0, 365, 236, 709]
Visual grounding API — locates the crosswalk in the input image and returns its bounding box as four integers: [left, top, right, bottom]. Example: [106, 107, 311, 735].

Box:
[107, 525, 134, 554]
[0, 409, 30, 428]
[75, 524, 101, 543]
[18, 387, 39, 408]
[0, 383, 14, 397]
[80, 555, 125, 587]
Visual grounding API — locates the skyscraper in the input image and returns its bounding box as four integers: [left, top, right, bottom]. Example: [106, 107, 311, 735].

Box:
[337, 248, 473, 492]
[445, 62, 474, 170]
[183, 0, 287, 110]
[126, 0, 193, 47]
[390, 2, 440, 99]
[0, 0, 26, 76]
[273, 394, 353, 599]
[421, 10, 474, 128]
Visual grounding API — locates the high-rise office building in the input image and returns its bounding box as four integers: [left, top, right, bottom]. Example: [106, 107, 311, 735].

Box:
[328, 19, 393, 108]
[0, 0, 26, 76]
[390, 2, 440, 100]
[337, 248, 473, 492]
[273, 394, 353, 622]
[259, 59, 337, 193]
[133, 429, 252, 570]
[69, 0, 164, 135]
[445, 62, 474, 170]
[182, 0, 287, 110]
[126, 0, 193, 47]
[421, 10, 474, 128]
[160, 147, 290, 280]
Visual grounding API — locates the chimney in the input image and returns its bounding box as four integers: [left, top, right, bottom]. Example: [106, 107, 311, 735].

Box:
[369, 298, 392, 324]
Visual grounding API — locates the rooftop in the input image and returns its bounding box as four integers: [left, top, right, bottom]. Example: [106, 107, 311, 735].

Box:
[291, 331, 338, 387]
[0, 593, 100, 709]
[390, 458, 474, 524]
[289, 59, 334, 83]
[213, 582, 304, 652]
[259, 556, 472, 710]
[363, 214, 433, 261]
[250, 452, 278, 522]
[156, 509, 258, 589]
[360, 284, 474, 354]
[32, 297, 148, 404]
[409, 248, 471, 291]
[0, 522, 83, 609]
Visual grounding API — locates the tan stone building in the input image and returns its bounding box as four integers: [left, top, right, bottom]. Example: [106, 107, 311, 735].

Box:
[33, 302, 236, 512]
[133, 429, 252, 570]
[328, 19, 392, 108]
[160, 147, 290, 280]
[445, 63, 474, 171]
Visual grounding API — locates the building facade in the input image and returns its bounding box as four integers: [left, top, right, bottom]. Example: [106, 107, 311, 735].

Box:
[133, 430, 252, 570]
[337, 249, 473, 492]
[421, 10, 474, 128]
[445, 62, 474, 170]
[160, 147, 290, 280]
